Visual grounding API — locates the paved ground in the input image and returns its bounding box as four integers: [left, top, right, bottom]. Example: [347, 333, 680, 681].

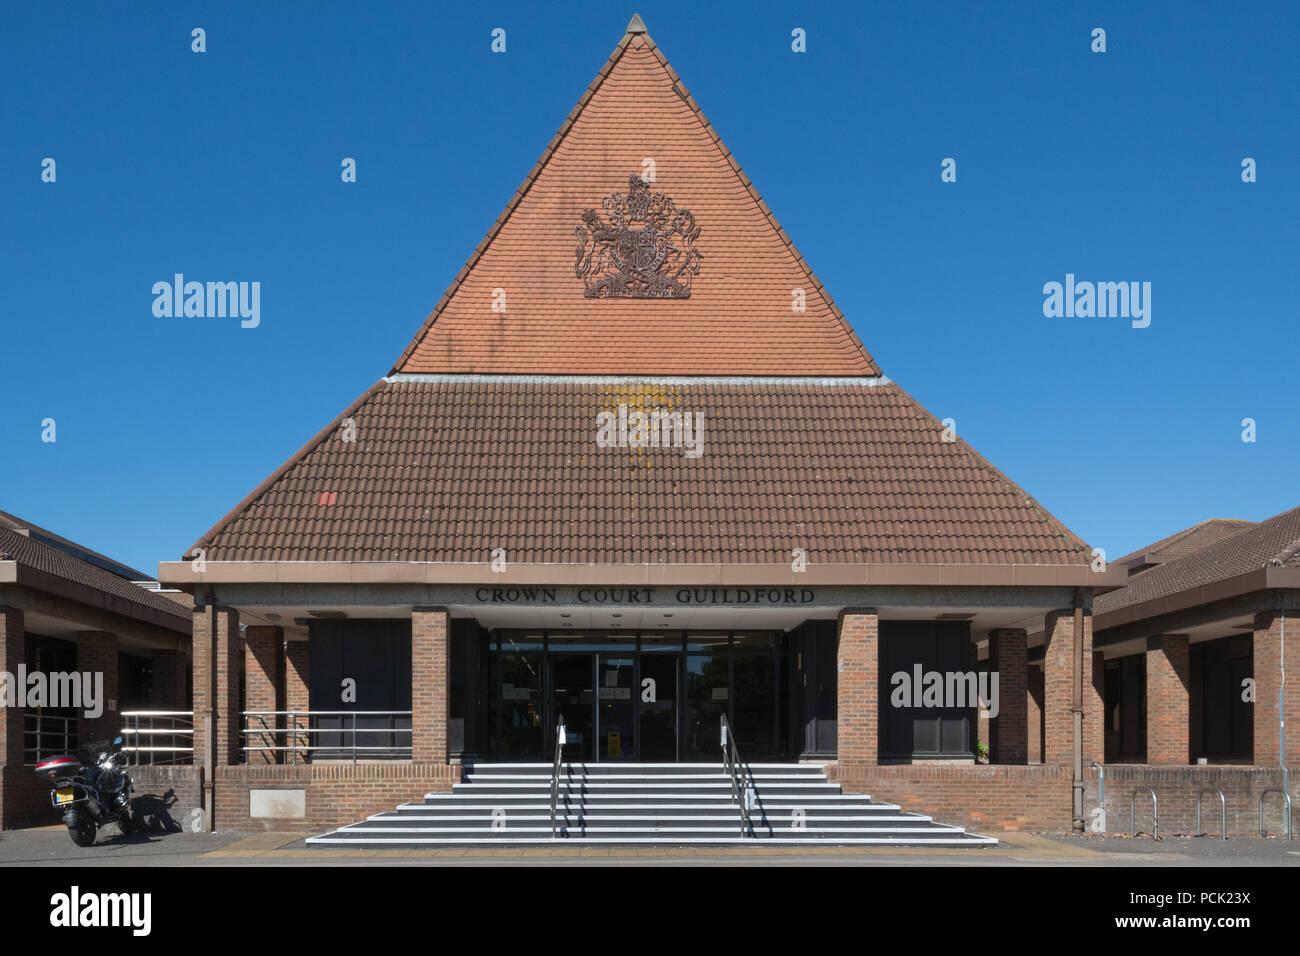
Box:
[2, 825, 1299, 865]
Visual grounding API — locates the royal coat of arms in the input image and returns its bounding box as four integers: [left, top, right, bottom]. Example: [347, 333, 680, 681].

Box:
[574, 175, 702, 298]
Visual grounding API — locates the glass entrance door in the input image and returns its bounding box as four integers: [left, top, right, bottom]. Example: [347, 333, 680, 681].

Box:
[484, 629, 788, 762]
[639, 652, 679, 761]
[596, 654, 635, 760]
[550, 653, 594, 762]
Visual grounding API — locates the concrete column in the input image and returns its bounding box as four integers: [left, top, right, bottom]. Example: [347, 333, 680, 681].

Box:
[412, 607, 449, 763]
[1253, 611, 1300, 766]
[1145, 634, 1190, 765]
[836, 608, 879, 767]
[76, 631, 119, 745]
[990, 628, 1028, 764]
[243, 626, 284, 764]
[1043, 609, 1102, 765]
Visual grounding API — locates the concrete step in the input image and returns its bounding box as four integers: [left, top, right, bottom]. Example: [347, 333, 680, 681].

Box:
[305, 761, 996, 849]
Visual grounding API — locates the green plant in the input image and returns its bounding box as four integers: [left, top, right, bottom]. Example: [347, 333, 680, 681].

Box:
[975, 740, 990, 762]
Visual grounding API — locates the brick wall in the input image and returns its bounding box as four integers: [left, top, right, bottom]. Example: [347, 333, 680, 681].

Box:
[1027, 666, 1044, 763]
[1042, 609, 1102, 764]
[412, 608, 449, 764]
[990, 628, 1028, 763]
[244, 626, 283, 765]
[0, 767, 53, 829]
[1100, 765, 1297, 837]
[836, 609, 878, 766]
[830, 762, 1075, 832]
[193, 606, 241, 767]
[0, 607, 25, 789]
[130, 765, 204, 834]
[1253, 611, 1300, 766]
[285, 641, 309, 712]
[213, 763, 461, 832]
[1145, 634, 1190, 765]
[151, 649, 189, 710]
[76, 631, 119, 744]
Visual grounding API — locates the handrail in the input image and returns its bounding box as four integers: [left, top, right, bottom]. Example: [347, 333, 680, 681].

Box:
[1131, 787, 1158, 839]
[23, 713, 78, 765]
[720, 714, 751, 837]
[1259, 789, 1293, 840]
[1196, 788, 1226, 840]
[550, 717, 566, 839]
[240, 710, 412, 764]
[120, 710, 194, 765]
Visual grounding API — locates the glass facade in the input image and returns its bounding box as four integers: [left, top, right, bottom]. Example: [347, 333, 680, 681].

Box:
[483, 631, 787, 761]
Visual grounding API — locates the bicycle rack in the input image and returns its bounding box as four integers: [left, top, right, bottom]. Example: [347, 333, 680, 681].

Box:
[1196, 788, 1226, 840]
[1258, 789, 1293, 840]
[1131, 787, 1158, 839]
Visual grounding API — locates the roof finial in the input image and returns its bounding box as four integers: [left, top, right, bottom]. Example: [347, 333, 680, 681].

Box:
[626, 13, 647, 35]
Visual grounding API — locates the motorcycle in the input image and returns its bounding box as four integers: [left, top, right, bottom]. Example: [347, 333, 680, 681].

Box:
[34, 735, 135, 847]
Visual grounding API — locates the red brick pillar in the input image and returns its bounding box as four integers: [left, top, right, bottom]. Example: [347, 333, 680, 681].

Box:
[1145, 634, 1190, 765]
[285, 641, 309, 712]
[0, 607, 25, 771]
[412, 607, 449, 763]
[285, 641, 309, 758]
[1092, 650, 1105, 762]
[243, 626, 284, 764]
[1042, 609, 1101, 765]
[1027, 665, 1044, 763]
[990, 628, 1028, 763]
[76, 632, 119, 745]
[1254, 611, 1300, 766]
[151, 649, 188, 710]
[192, 605, 241, 767]
[837, 609, 879, 767]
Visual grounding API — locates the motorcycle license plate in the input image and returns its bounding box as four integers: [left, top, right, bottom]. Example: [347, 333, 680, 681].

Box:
[55, 788, 75, 805]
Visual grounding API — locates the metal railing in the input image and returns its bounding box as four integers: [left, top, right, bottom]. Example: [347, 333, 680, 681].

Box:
[1259, 789, 1293, 840]
[23, 713, 77, 764]
[1196, 788, 1226, 841]
[550, 716, 566, 839]
[120, 711, 194, 765]
[241, 711, 412, 764]
[1131, 787, 1158, 839]
[720, 714, 751, 837]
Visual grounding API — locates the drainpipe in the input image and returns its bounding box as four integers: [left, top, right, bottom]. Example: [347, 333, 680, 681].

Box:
[1072, 591, 1085, 831]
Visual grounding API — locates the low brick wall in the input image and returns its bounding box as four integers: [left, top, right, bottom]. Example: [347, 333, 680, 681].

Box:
[214, 762, 462, 832]
[1098, 765, 1297, 837]
[0, 766, 57, 828]
[130, 765, 203, 834]
[828, 762, 1075, 832]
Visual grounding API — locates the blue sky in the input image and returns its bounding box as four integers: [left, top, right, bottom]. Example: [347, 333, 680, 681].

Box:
[2, 1, 1296, 575]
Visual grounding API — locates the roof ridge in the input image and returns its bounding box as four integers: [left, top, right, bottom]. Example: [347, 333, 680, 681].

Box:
[1114, 515, 1256, 566]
